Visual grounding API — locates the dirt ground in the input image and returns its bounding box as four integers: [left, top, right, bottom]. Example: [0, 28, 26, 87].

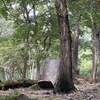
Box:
[0, 77, 100, 100]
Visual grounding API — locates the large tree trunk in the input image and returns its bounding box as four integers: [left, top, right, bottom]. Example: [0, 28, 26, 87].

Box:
[55, 0, 75, 93]
[72, 14, 79, 74]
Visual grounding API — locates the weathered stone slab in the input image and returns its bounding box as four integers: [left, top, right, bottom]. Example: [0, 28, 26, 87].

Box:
[40, 57, 60, 85]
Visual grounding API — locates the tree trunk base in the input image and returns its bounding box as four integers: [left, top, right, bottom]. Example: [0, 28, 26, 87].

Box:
[55, 79, 76, 93]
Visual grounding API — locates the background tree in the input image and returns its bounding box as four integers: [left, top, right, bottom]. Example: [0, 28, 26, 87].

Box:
[72, 12, 80, 74]
[89, 0, 100, 82]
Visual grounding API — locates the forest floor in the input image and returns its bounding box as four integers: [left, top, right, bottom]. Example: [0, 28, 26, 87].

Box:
[0, 76, 100, 100]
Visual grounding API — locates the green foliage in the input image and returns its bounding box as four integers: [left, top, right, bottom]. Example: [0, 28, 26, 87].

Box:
[0, 0, 100, 80]
[0, 0, 60, 80]
[78, 50, 92, 76]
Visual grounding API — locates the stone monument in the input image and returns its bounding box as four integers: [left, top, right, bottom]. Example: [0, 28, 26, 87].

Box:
[38, 57, 60, 89]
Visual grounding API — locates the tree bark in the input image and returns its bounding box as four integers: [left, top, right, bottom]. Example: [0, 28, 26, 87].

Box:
[89, 0, 99, 82]
[91, 28, 99, 82]
[30, 61, 34, 80]
[72, 14, 79, 73]
[34, 60, 41, 80]
[1, 68, 6, 80]
[55, 0, 75, 93]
